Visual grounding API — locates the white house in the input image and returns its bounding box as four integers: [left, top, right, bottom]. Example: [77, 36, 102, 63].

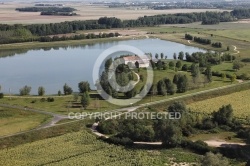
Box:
[120, 55, 150, 68]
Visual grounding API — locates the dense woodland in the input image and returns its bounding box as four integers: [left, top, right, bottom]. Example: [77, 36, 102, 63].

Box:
[97, 102, 250, 162]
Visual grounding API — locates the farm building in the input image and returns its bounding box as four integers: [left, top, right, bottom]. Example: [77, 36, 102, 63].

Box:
[120, 55, 150, 68]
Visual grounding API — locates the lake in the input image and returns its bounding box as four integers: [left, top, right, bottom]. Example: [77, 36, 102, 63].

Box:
[0, 38, 206, 94]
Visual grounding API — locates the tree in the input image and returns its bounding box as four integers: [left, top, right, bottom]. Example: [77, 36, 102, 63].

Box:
[0, 93, 4, 99]
[157, 60, 163, 70]
[165, 55, 168, 59]
[191, 63, 200, 84]
[125, 88, 137, 98]
[173, 73, 182, 84]
[230, 74, 237, 83]
[155, 53, 159, 59]
[176, 61, 182, 69]
[173, 53, 177, 60]
[227, 46, 230, 51]
[201, 152, 229, 166]
[63, 83, 73, 95]
[135, 61, 139, 69]
[105, 58, 112, 70]
[73, 93, 79, 102]
[213, 104, 233, 125]
[169, 61, 175, 69]
[163, 63, 168, 70]
[139, 74, 144, 82]
[221, 73, 226, 81]
[178, 51, 184, 60]
[78, 81, 90, 93]
[58, 90, 62, 96]
[168, 101, 187, 114]
[205, 65, 212, 83]
[164, 78, 175, 95]
[19, 85, 31, 96]
[38, 86, 45, 96]
[233, 61, 244, 71]
[160, 53, 164, 59]
[81, 92, 90, 109]
[176, 75, 188, 93]
[0, 85, 1, 92]
[162, 124, 183, 147]
[182, 64, 188, 71]
[157, 80, 167, 96]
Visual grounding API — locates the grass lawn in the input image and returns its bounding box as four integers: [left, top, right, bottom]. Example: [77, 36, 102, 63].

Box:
[0, 107, 52, 136]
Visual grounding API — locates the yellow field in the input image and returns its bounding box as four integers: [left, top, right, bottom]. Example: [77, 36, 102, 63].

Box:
[188, 89, 250, 118]
[0, 2, 230, 24]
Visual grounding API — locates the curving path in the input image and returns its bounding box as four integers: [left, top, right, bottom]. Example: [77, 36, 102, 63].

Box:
[132, 71, 140, 86]
[232, 45, 240, 55]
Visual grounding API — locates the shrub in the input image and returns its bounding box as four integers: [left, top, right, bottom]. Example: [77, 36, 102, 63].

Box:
[31, 100, 37, 103]
[40, 98, 46, 102]
[241, 58, 250, 62]
[181, 139, 213, 154]
[47, 97, 55, 102]
[0, 93, 4, 99]
[105, 136, 134, 146]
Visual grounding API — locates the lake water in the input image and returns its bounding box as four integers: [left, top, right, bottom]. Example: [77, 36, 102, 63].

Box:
[0, 38, 206, 94]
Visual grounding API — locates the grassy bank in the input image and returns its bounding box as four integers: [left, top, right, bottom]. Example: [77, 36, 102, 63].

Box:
[0, 107, 52, 137]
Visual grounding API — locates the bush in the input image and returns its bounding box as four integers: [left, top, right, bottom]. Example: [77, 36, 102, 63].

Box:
[219, 125, 231, 131]
[40, 98, 46, 102]
[201, 152, 229, 166]
[31, 100, 37, 103]
[0, 93, 4, 99]
[201, 118, 216, 130]
[241, 58, 250, 62]
[105, 136, 134, 146]
[47, 97, 55, 102]
[181, 139, 213, 154]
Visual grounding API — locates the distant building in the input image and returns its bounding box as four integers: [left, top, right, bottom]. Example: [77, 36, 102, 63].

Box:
[121, 55, 150, 68]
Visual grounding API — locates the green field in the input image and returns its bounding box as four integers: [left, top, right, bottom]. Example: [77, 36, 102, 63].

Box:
[188, 89, 250, 118]
[0, 107, 51, 136]
[0, 130, 201, 166]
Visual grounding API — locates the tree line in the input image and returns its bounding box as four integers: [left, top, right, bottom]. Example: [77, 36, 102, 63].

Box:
[185, 34, 223, 48]
[40, 12, 77, 16]
[16, 7, 76, 13]
[39, 32, 120, 42]
[0, 9, 249, 37]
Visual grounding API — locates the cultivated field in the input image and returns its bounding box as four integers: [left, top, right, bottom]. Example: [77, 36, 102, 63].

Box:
[0, 2, 230, 24]
[0, 107, 51, 136]
[188, 89, 250, 118]
[0, 130, 201, 166]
